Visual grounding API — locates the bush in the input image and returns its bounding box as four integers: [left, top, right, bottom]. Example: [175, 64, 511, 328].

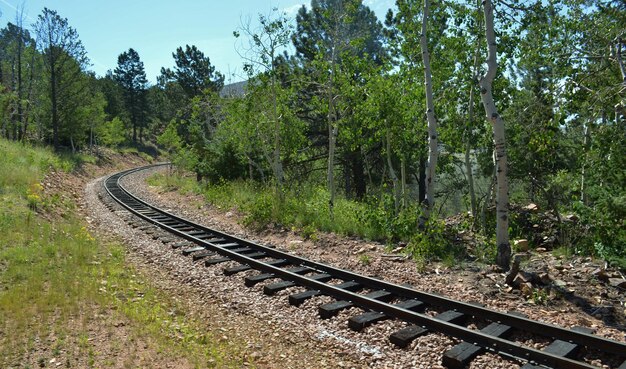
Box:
[404, 218, 452, 260]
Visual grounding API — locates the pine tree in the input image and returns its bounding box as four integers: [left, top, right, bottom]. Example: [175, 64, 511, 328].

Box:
[159, 45, 224, 99]
[34, 7, 88, 150]
[114, 48, 148, 143]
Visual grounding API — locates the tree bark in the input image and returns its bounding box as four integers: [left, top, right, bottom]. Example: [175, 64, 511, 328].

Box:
[421, 0, 438, 221]
[386, 128, 400, 214]
[401, 157, 407, 209]
[465, 17, 481, 222]
[418, 154, 426, 204]
[327, 36, 338, 218]
[479, 0, 510, 270]
[580, 122, 589, 204]
[271, 71, 284, 195]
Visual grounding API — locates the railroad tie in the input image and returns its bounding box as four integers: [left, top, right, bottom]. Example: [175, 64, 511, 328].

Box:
[442, 322, 513, 368]
[289, 281, 362, 306]
[181, 246, 205, 256]
[318, 290, 394, 319]
[204, 256, 232, 266]
[204, 251, 266, 267]
[171, 241, 190, 249]
[519, 326, 594, 369]
[244, 266, 310, 287]
[192, 251, 215, 261]
[264, 273, 332, 295]
[348, 299, 425, 331]
[223, 259, 290, 276]
[389, 310, 466, 348]
[219, 243, 243, 249]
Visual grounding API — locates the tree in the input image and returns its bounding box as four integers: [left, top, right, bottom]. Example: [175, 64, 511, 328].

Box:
[293, 0, 386, 210]
[0, 8, 38, 141]
[34, 7, 88, 150]
[114, 48, 148, 143]
[420, 0, 439, 222]
[234, 9, 294, 195]
[159, 45, 224, 98]
[479, 0, 510, 270]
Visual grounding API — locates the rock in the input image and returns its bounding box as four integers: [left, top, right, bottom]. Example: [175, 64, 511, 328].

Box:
[608, 278, 626, 289]
[553, 279, 568, 288]
[521, 283, 533, 297]
[536, 247, 547, 253]
[538, 272, 551, 285]
[523, 203, 538, 211]
[592, 268, 611, 282]
[514, 239, 529, 251]
[513, 273, 531, 287]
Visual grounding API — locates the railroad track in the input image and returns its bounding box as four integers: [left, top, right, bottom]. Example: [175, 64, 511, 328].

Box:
[103, 164, 626, 369]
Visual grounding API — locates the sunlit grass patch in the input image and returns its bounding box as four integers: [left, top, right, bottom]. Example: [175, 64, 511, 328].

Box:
[0, 138, 247, 368]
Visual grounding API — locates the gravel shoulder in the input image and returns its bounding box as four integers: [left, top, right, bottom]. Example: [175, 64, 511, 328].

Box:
[85, 165, 626, 369]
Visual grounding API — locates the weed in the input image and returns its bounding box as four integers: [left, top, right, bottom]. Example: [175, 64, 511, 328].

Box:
[531, 288, 549, 305]
[301, 225, 318, 241]
[404, 218, 450, 260]
[359, 254, 371, 266]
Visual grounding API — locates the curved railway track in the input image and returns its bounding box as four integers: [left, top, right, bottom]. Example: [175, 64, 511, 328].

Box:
[103, 164, 626, 369]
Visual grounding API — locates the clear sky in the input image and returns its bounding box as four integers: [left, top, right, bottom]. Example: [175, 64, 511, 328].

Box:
[0, 0, 395, 84]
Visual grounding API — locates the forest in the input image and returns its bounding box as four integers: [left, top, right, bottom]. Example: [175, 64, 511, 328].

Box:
[1, 0, 624, 271]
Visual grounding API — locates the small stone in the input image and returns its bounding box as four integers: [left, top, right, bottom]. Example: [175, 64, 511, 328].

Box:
[514, 239, 529, 251]
[592, 268, 610, 282]
[538, 272, 551, 285]
[608, 278, 626, 289]
[536, 247, 547, 253]
[523, 203, 538, 211]
[553, 279, 567, 288]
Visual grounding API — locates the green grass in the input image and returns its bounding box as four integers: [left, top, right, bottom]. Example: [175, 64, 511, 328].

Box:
[148, 172, 377, 238]
[148, 171, 459, 262]
[0, 138, 246, 368]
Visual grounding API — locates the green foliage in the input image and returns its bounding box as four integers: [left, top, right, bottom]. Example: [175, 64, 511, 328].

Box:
[358, 254, 371, 266]
[159, 44, 224, 98]
[114, 48, 148, 143]
[404, 218, 452, 260]
[356, 193, 422, 242]
[97, 117, 127, 147]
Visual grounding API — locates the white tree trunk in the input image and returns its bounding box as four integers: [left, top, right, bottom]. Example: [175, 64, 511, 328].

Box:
[401, 157, 407, 209]
[271, 73, 284, 193]
[421, 0, 438, 221]
[480, 0, 511, 270]
[386, 127, 400, 213]
[580, 123, 589, 203]
[465, 25, 482, 222]
[328, 120, 338, 215]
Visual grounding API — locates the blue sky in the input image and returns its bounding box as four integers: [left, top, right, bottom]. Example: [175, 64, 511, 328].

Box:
[0, 0, 395, 84]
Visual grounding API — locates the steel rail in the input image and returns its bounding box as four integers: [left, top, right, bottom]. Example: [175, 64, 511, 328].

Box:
[104, 165, 626, 369]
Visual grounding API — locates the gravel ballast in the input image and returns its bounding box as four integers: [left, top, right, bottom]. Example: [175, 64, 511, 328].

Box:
[85, 166, 625, 369]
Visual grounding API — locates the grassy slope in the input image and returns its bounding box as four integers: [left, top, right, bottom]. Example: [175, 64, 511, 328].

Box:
[0, 139, 246, 368]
